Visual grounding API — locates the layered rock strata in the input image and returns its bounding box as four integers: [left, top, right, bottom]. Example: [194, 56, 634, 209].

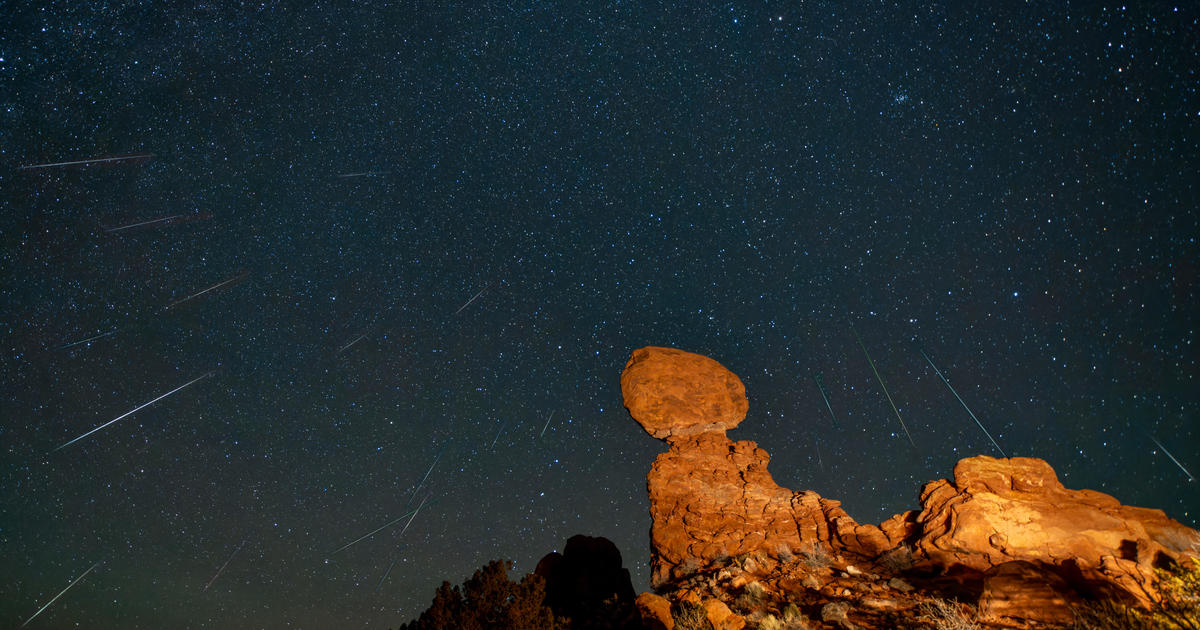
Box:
[622, 345, 1200, 627]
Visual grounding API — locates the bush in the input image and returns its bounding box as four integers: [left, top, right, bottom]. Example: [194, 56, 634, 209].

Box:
[734, 581, 767, 612]
[916, 598, 979, 630]
[1072, 560, 1200, 630]
[800, 544, 831, 569]
[399, 559, 557, 630]
[672, 601, 715, 630]
[757, 604, 812, 630]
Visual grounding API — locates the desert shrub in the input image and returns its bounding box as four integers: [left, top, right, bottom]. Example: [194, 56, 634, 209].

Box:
[780, 602, 810, 627]
[800, 543, 831, 569]
[916, 598, 979, 630]
[1072, 560, 1200, 630]
[734, 581, 767, 612]
[1155, 560, 1200, 628]
[757, 614, 783, 630]
[672, 601, 715, 630]
[756, 603, 811, 630]
[1071, 599, 1159, 630]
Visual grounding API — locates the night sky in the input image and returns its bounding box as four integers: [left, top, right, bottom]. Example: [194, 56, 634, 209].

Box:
[2, 2, 1197, 628]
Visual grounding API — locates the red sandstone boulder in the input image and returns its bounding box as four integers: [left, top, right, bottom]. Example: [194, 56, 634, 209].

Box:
[621, 346, 748, 440]
[635, 592, 673, 630]
[913, 455, 1200, 605]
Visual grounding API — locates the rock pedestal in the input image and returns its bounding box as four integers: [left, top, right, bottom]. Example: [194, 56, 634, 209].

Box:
[622, 345, 1200, 620]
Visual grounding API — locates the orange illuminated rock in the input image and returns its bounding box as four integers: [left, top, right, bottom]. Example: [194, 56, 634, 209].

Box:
[913, 455, 1200, 607]
[622, 347, 879, 587]
[620, 346, 748, 441]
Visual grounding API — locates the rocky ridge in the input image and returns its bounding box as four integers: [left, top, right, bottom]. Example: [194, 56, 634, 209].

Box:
[621, 346, 1199, 629]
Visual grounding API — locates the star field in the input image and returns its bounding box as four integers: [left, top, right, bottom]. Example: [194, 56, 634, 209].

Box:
[1, 3, 1197, 628]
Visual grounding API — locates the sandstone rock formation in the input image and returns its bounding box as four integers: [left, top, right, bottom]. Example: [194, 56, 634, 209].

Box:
[622, 345, 1200, 628]
[622, 346, 884, 587]
[621, 346, 749, 440]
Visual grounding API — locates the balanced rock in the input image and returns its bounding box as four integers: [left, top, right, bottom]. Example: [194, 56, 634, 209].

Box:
[621, 346, 748, 441]
[622, 347, 884, 586]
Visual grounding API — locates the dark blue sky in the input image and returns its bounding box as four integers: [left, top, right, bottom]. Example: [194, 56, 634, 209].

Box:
[2, 2, 1197, 628]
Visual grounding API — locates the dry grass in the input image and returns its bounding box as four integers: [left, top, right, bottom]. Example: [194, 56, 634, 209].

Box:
[916, 598, 979, 630]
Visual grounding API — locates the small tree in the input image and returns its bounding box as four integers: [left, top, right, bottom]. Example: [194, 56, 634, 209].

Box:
[400, 560, 557, 630]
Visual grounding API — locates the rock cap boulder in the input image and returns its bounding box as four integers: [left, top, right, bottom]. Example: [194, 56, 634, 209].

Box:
[620, 346, 748, 441]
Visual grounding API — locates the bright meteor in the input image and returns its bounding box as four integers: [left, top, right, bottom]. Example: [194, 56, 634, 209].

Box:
[53, 371, 216, 452]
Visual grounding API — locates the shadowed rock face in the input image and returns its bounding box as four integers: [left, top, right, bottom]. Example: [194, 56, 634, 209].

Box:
[621, 345, 1200, 626]
[535, 535, 640, 630]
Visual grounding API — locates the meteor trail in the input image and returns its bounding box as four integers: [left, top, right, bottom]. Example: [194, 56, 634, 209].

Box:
[203, 540, 245, 592]
[490, 421, 506, 449]
[850, 322, 917, 451]
[408, 449, 442, 504]
[454, 283, 491, 315]
[329, 498, 437, 557]
[920, 349, 1006, 457]
[18, 153, 153, 170]
[103, 214, 185, 233]
[21, 561, 101, 627]
[813, 373, 839, 428]
[53, 371, 215, 451]
[165, 272, 248, 309]
[376, 496, 431, 589]
[539, 411, 555, 438]
[57, 329, 118, 350]
[1149, 434, 1195, 482]
[335, 330, 371, 355]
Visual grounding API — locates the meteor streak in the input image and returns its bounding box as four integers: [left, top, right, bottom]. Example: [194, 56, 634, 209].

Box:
[335, 330, 371, 355]
[490, 421, 506, 449]
[53, 371, 216, 451]
[203, 540, 245, 592]
[1149, 434, 1195, 482]
[57, 329, 118, 350]
[329, 497, 438, 557]
[21, 561, 101, 627]
[454, 283, 491, 315]
[408, 449, 442, 504]
[850, 322, 917, 451]
[18, 153, 153, 170]
[813, 373, 839, 428]
[920, 349, 1006, 457]
[376, 496, 431, 589]
[103, 214, 186, 233]
[165, 272, 248, 309]
[539, 411, 555, 438]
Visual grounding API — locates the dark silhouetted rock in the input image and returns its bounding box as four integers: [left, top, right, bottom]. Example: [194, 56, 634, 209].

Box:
[536, 534, 641, 629]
